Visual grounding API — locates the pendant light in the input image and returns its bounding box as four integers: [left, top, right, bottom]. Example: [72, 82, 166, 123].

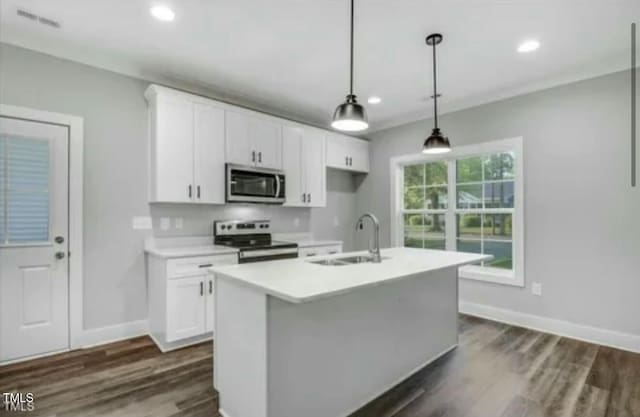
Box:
[422, 33, 451, 154]
[331, 0, 368, 132]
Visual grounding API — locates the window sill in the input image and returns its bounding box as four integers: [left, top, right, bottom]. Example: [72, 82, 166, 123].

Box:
[459, 265, 524, 287]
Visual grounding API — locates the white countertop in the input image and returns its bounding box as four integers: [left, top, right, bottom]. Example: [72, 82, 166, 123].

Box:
[211, 247, 491, 303]
[144, 236, 238, 258]
[145, 245, 238, 258]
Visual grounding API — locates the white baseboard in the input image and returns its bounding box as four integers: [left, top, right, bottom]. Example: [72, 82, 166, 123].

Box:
[459, 301, 640, 354]
[81, 320, 149, 348]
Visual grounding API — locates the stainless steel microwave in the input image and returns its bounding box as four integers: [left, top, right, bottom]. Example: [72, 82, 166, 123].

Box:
[226, 164, 286, 204]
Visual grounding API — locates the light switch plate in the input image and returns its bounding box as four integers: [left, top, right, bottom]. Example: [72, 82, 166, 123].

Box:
[132, 216, 152, 230]
[532, 282, 542, 296]
[160, 217, 171, 231]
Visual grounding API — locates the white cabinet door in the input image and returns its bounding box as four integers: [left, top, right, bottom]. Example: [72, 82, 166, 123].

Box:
[303, 129, 326, 207]
[282, 126, 304, 206]
[251, 117, 282, 169]
[326, 134, 369, 173]
[154, 97, 194, 202]
[348, 138, 370, 173]
[166, 276, 206, 342]
[194, 103, 225, 204]
[225, 111, 253, 166]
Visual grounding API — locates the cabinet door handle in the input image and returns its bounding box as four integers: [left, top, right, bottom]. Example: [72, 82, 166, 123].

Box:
[198, 263, 213, 268]
[258, 151, 262, 163]
[209, 280, 213, 294]
[349, 157, 353, 166]
[197, 185, 201, 199]
[345, 156, 349, 166]
[200, 281, 204, 296]
[188, 185, 192, 199]
[302, 193, 306, 203]
[252, 150, 256, 162]
[307, 193, 311, 203]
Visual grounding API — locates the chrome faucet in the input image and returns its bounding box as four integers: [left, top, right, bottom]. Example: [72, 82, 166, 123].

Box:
[356, 213, 382, 263]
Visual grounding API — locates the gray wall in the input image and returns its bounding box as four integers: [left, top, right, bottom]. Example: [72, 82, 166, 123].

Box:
[0, 43, 359, 330]
[359, 69, 640, 336]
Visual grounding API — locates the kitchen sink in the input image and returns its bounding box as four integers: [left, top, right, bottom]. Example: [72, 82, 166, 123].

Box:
[308, 255, 386, 266]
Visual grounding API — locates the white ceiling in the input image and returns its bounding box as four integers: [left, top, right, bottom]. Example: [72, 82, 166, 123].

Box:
[1, 0, 638, 132]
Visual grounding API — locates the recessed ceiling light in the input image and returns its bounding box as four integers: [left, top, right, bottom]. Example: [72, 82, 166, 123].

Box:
[150, 5, 175, 22]
[517, 39, 540, 53]
[367, 96, 382, 104]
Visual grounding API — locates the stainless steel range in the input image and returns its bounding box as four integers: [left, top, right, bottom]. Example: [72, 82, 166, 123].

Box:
[214, 220, 298, 263]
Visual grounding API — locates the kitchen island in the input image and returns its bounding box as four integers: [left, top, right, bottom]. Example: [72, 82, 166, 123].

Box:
[211, 247, 490, 417]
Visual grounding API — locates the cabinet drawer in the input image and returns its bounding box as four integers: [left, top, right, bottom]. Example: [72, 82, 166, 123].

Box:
[167, 254, 238, 278]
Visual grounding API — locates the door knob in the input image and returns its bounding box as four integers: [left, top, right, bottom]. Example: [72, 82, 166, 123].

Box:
[55, 252, 66, 260]
[55, 236, 65, 244]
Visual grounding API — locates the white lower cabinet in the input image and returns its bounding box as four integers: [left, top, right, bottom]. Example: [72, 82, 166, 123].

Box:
[167, 276, 206, 342]
[147, 253, 237, 352]
[298, 244, 343, 258]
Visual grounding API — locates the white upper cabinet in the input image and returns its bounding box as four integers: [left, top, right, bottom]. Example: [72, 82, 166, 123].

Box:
[224, 111, 252, 166]
[150, 95, 194, 202]
[225, 111, 282, 170]
[282, 126, 326, 207]
[146, 84, 370, 206]
[146, 85, 226, 204]
[303, 129, 327, 207]
[194, 103, 225, 204]
[326, 134, 370, 173]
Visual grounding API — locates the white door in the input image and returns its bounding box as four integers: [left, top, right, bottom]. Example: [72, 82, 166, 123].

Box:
[166, 276, 206, 342]
[225, 111, 253, 166]
[303, 129, 326, 207]
[155, 97, 194, 202]
[194, 103, 225, 204]
[251, 118, 282, 169]
[0, 117, 69, 362]
[282, 126, 304, 206]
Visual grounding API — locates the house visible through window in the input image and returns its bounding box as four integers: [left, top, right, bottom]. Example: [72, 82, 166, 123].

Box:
[394, 138, 523, 286]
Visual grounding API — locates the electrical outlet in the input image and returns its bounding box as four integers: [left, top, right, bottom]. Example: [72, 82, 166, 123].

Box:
[532, 282, 542, 296]
[293, 217, 300, 227]
[333, 216, 340, 227]
[175, 218, 183, 229]
[160, 217, 171, 231]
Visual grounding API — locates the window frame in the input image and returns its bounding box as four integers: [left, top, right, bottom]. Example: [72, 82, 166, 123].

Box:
[390, 137, 525, 287]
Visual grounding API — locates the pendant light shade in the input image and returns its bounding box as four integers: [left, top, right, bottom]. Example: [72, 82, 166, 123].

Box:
[332, 0, 368, 132]
[422, 33, 451, 154]
[332, 94, 368, 131]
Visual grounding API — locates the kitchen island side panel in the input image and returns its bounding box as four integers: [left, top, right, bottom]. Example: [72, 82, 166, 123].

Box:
[215, 277, 268, 417]
[266, 267, 459, 417]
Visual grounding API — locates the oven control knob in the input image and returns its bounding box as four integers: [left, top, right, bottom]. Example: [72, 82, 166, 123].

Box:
[265, 224, 269, 228]
[220, 225, 226, 230]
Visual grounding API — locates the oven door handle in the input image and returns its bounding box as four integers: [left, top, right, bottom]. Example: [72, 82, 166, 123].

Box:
[275, 174, 281, 198]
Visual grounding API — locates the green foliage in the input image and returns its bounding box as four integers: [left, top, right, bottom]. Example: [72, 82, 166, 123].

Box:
[457, 157, 482, 183]
[464, 216, 481, 227]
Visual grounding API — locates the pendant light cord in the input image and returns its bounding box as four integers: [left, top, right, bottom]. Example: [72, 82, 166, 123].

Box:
[349, 0, 355, 95]
[432, 40, 438, 129]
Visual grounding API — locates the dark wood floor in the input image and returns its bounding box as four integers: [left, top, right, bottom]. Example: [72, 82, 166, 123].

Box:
[1, 315, 639, 417]
[0, 337, 218, 417]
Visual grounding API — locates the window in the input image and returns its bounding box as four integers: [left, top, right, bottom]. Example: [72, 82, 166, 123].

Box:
[393, 138, 524, 286]
[0, 135, 51, 245]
